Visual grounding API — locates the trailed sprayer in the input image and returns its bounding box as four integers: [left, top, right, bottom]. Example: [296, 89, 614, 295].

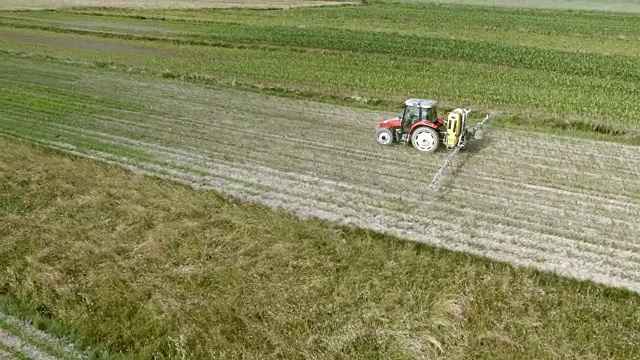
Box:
[375, 98, 498, 190]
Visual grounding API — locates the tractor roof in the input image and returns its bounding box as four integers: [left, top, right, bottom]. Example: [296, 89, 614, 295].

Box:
[405, 98, 437, 108]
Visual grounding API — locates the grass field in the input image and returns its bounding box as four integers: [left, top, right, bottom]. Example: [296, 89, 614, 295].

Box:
[2, 1, 640, 359]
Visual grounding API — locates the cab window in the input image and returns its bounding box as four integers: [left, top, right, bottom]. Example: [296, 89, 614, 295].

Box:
[421, 107, 436, 122]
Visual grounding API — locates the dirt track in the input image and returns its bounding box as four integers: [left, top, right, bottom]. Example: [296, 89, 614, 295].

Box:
[3, 60, 640, 293]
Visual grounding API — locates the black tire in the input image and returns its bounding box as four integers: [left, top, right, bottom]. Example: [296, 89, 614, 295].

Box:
[375, 128, 393, 146]
[411, 127, 439, 153]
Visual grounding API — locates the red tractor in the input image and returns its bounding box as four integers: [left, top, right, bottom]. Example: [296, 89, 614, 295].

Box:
[376, 98, 496, 153]
[375, 98, 446, 153]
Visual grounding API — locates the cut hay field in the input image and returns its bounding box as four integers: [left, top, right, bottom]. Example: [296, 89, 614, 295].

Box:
[2, 1, 640, 359]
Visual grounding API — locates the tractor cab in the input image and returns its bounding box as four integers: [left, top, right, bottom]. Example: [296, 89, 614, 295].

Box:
[401, 98, 438, 132]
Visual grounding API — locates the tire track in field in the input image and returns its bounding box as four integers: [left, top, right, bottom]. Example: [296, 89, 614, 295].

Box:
[4, 71, 640, 292]
[0, 311, 86, 360]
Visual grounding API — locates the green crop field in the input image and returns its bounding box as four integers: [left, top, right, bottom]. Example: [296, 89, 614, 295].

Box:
[2, 1, 640, 359]
[0, 2, 638, 141]
[380, 0, 640, 13]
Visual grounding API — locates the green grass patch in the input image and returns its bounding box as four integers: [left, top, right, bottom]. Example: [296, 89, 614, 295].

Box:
[371, 0, 640, 13]
[0, 343, 30, 360]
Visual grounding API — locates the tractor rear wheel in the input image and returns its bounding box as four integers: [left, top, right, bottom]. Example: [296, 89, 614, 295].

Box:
[376, 128, 393, 146]
[411, 127, 439, 153]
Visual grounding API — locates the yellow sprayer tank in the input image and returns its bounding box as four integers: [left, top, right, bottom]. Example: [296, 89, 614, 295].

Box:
[446, 110, 462, 148]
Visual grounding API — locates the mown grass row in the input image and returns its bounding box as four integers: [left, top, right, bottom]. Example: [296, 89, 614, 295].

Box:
[0, 315, 77, 360]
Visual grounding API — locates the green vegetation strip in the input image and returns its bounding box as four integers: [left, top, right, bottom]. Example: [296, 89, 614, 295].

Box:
[0, 316, 75, 360]
[2, 137, 640, 359]
[3, 12, 639, 82]
[0, 36, 636, 145]
[57, 2, 640, 46]
[0, 342, 28, 360]
[371, 0, 640, 13]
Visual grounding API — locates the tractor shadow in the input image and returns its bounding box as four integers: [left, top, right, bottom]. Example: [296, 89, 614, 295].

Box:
[437, 128, 498, 187]
[458, 128, 497, 157]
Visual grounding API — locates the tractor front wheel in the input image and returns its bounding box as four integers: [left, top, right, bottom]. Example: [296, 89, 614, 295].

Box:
[411, 127, 439, 153]
[375, 128, 393, 146]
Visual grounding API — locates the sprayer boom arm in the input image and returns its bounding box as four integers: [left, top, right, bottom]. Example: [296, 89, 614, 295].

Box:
[467, 111, 497, 135]
[427, 111, 499, 192]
